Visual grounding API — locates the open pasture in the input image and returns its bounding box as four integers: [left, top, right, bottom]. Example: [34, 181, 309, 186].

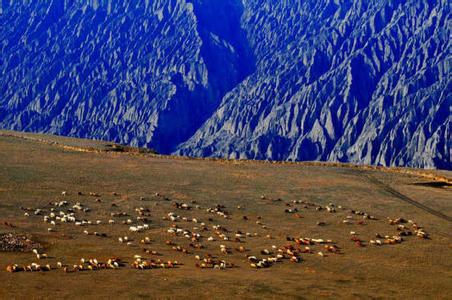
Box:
[0, 132, 451, 299]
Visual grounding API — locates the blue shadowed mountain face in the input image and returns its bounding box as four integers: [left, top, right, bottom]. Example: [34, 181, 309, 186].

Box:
[0, 0, 450, 169]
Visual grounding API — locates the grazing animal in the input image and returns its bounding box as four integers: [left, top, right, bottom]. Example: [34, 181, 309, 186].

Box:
[236, 246, 247, 253]
[290, 256, 301, 263]
[6, 265, 17, 273]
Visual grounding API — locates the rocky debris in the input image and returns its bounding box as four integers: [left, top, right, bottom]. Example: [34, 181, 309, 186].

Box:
[0, 233, 41, 252]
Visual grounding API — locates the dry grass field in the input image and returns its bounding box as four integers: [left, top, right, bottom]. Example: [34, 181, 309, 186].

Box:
[0, 131, 451, 299]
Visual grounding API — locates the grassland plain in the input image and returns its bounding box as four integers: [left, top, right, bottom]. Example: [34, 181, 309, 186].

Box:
[0, 131, 450, 299]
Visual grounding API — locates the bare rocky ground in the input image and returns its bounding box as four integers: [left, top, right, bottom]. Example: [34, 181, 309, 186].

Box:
[0, 233, 41, 252]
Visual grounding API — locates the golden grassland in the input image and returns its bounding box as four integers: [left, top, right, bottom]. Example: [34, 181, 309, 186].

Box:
[0, 131, 450, 299]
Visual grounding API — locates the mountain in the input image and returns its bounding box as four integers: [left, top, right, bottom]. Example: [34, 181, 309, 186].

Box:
[1, 0, 450, 169]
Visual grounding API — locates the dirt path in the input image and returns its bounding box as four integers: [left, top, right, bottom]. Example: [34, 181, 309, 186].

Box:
[365, 173, 452, 223]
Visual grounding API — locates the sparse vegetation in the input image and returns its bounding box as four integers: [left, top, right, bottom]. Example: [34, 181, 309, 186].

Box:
[0, 132, 450, 299]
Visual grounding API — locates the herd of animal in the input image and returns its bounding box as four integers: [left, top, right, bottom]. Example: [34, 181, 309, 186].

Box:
[5, 190, 430, 273]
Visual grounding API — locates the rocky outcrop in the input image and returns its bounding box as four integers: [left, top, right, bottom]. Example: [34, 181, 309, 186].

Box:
[1, 0, 450, 169]
[0, 0, 254, 153]
[178, 0, 451, 169]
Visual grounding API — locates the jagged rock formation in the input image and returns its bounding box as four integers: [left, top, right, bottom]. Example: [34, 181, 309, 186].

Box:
[0, 0, 254, 153]
[1, 0, 450, 168]
[179, 0, 451, 169]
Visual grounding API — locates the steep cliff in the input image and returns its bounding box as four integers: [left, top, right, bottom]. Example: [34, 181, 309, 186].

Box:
[1, 0, 450, 168]
[0, 0, 253, 153]
[178, 0, 451, 169]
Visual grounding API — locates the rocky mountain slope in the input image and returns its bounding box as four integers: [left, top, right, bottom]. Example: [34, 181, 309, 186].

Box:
[1, 0, 450, 168]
